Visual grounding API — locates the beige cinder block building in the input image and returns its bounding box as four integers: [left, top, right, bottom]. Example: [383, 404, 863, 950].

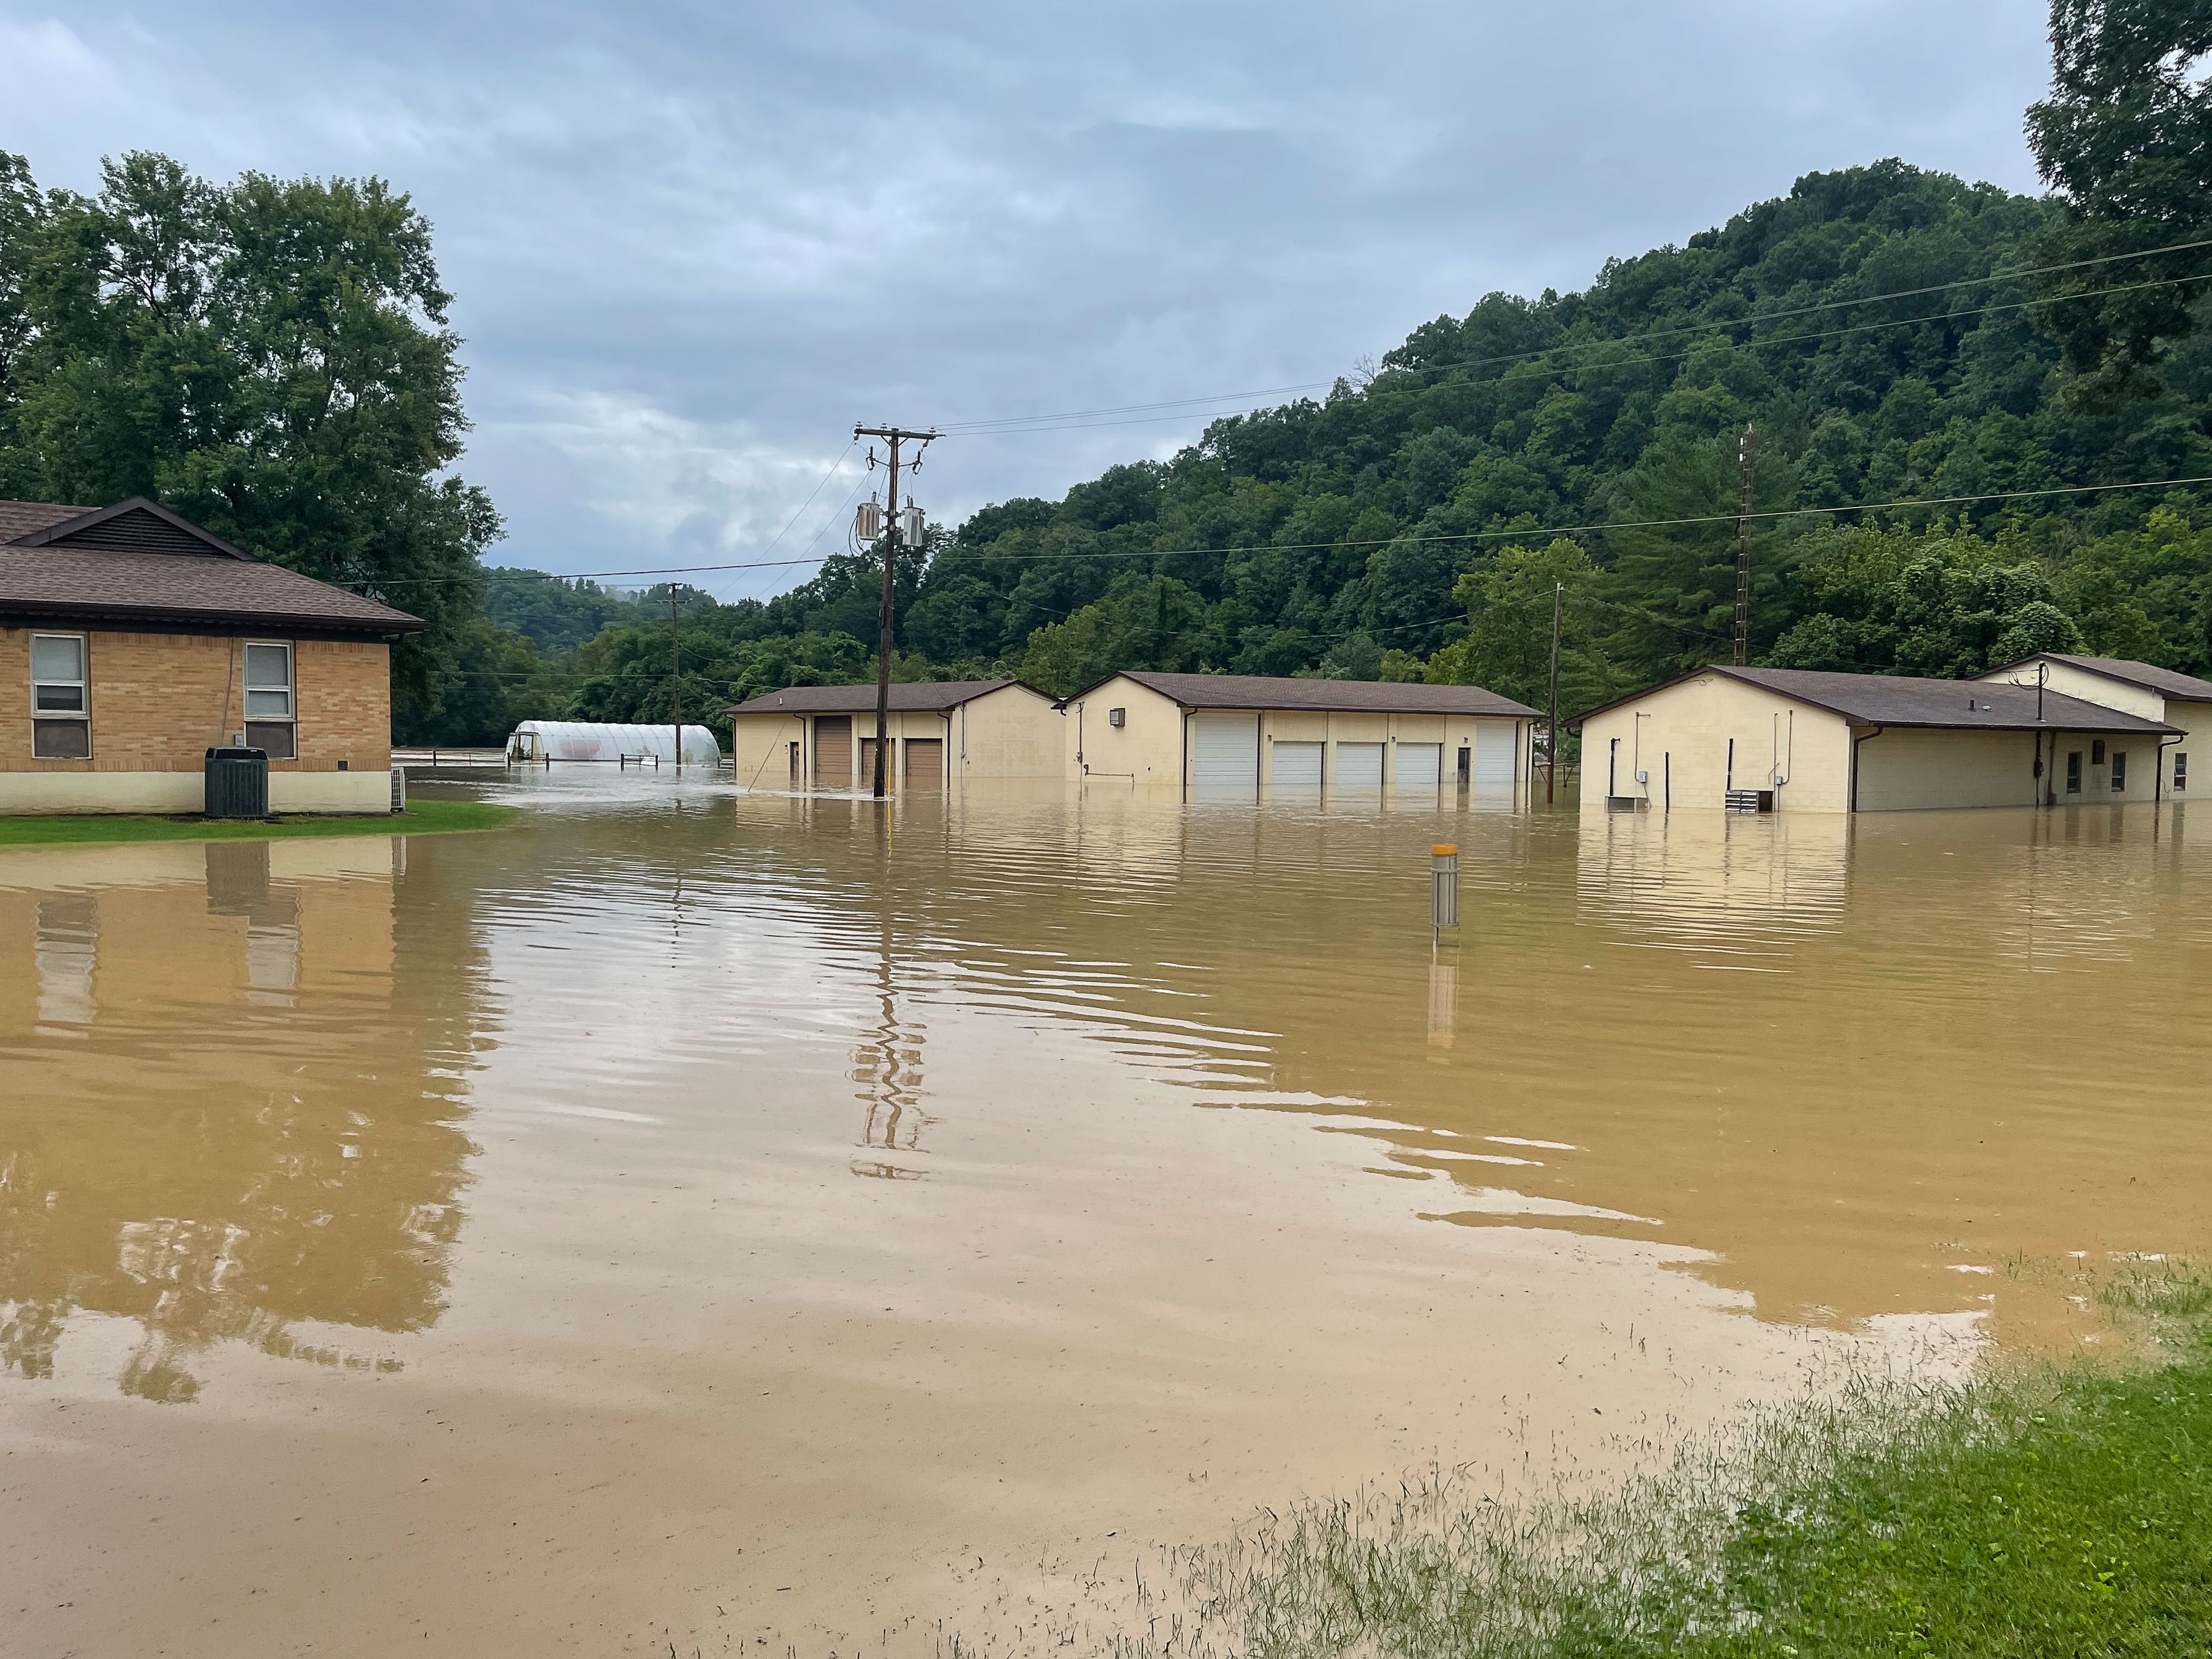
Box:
[1, 497, 422, 815]
[726, 679, 1062, 790]
[1059, 671, 1540, 803]
[1572, 665, 2178, 814]
[1976, 654, 2212, 801]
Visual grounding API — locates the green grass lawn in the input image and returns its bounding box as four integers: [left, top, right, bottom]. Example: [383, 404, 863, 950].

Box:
[0, 797, 520, 848]
[1106, 1264, 2212, 1659]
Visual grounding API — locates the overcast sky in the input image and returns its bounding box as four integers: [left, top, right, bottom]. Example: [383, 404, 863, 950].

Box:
[2, 1, 2053, 599]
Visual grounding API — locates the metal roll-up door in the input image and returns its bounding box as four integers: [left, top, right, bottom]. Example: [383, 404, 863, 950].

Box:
[1334, 742, 1384, 790]
[1473, 721, 1516, 794]
[1191, 713, 1259, 799]
[1270, 740, 1322, 792]
[903, 737, 944, 791]
[815, 717, 851, 788]
[1395, 742, 1442, 790]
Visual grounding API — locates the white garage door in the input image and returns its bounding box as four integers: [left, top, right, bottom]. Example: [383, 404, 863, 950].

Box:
[1191, 713, 1259, 799]
[1473, 721, 1517, 794]
[1334, 742, 1384, 790]
[1271, 740, 1322, 791]
[1395, 742, 1443, 790]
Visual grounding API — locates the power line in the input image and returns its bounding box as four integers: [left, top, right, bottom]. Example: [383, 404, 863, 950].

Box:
[954, 267, 2212, 439]
[930, 234, 2212, 434]
[350, 468, 2212, 593]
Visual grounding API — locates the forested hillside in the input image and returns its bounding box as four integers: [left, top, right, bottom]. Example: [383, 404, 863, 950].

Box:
[494, 154, 2212, 742]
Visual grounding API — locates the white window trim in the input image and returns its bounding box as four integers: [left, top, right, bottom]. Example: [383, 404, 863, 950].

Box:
[242, 638, 296, 724]
[30, 631, 91, 759]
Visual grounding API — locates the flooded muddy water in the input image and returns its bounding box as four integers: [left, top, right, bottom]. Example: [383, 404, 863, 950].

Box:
[3, 779, 2208, 1654]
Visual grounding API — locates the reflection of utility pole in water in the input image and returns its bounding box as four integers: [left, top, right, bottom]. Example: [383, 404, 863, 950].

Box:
[853, 851, 931, 1173]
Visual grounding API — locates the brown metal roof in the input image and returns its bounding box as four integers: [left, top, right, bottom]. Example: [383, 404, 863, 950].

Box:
[1985, 653, 2212, 704]
[1571, 664, 2179, 734]
[1088, 670, 1540, 718]
[727, 679, 1047, 715]
[0, 498, 424, 635]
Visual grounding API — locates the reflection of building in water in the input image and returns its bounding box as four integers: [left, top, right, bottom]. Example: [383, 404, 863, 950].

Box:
[1575, 807, 1848, 956]
[33, 893, 97, 1031]
[0, 839, 483, 1401]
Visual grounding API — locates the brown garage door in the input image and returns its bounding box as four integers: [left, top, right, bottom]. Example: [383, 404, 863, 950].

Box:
[903, 737, 943, 791]
[858, 737, 887, 791]
[815, 716, 851, 788]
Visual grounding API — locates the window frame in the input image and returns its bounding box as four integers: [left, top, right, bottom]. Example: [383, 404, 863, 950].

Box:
[2176, 752, 2189, 792]
[2065, 750, 2082, 794]
[242, 639, 296, 759]
[2110, 749, 2127, 791]
[29, 631, 91, 759]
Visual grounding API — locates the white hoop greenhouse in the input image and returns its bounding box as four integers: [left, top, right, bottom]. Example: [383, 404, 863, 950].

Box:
[506, 721, 724, 765]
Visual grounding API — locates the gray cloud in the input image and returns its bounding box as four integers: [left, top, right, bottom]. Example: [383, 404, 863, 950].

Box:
[1, 0, 2052, 598]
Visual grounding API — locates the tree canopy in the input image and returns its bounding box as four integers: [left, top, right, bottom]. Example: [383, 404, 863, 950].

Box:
[0, 149, 499, 733]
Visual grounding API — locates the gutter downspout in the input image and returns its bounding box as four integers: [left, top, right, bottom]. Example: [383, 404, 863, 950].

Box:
[1849, 725, 1884, 814]
[1181, 708, 1190, 803]
[2157, 731, 2183, 805]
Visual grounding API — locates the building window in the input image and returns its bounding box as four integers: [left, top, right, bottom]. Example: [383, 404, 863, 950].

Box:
[2091, 739, 2106, 766]
[2111, 750, 2127, 791]
[242, 641, 296, 760]
[30, 632, 90, 758]
[2177, 752, 2189, 791]
[2066, 750, 2082, 794]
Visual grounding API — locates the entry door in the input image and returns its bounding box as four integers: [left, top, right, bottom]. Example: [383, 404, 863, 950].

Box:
[903, 737, 944, 791]
[1395, 742, 1443, 790]
[1472, 721, 1516, 795]
[815, 717, 852, 788]
[1270, 740, 1322, 792]
[787, 742, 800, 784]
[1190, 713, 1259, 799]
[857, 737, 896, 791]
[1335, 742, 1384, 790]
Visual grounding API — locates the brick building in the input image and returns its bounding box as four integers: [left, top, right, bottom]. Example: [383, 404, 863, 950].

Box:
[1, 497, 423, 814]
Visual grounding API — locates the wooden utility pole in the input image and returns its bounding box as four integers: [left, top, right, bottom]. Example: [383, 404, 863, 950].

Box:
[671, 585, 682, 776]
[1546, 581, 1563, 806]
[1733, 423, 1755, 666]
[853, 424, 940, 799]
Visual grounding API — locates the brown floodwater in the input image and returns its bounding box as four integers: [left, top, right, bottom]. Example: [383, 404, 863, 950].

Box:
[2, 777, 2208, 1654]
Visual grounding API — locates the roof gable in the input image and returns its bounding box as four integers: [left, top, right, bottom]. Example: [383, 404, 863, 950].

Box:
[11, 498, 255, 559]
[727, 678, 1051, 715]
[1570, 663, 2178, 734]
[1069, 669, 1540, 718]
[1984, 652, 2212, 705]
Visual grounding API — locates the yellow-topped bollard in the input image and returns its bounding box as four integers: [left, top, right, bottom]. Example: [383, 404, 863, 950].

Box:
[1431, 843, 1458, 933]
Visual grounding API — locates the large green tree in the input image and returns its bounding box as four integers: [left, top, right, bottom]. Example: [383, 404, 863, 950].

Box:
[2027, 0, 2212, 397]
[0, 150, 500, 732]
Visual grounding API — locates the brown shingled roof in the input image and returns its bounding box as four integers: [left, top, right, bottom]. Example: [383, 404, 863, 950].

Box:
[728, 679, 1049, 715]
[1081, 669, 1540, 718]
[1571, 664, 2178, 734]
[0, 500, 93, 543]
[0, 498, 423, 635]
